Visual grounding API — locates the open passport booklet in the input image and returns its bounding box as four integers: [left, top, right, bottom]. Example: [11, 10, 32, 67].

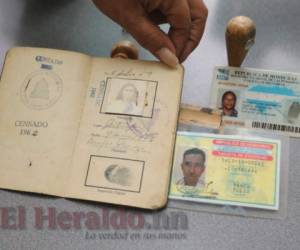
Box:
[0, 47, 184, 209]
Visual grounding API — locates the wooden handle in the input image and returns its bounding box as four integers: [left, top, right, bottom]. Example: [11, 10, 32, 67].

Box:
[226, 16, 256, 67]
[111, 40, 139, 59]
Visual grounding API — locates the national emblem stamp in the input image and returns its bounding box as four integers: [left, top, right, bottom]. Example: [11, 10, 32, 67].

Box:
[21, 70, 63, 110]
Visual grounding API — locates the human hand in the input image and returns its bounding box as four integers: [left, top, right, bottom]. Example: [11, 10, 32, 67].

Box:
[92, 0, 208, 67]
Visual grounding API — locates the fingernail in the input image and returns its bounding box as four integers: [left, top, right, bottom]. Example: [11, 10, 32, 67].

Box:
[156, 48, 179, 68]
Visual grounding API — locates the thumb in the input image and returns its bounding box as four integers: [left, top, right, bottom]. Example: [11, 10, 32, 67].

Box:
[92, 0, 179, 67]
[124, 17, 179, 67]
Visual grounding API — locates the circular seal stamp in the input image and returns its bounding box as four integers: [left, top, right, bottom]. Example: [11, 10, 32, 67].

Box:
[226, 172, 253, 197]
[21, 70, 63, 110]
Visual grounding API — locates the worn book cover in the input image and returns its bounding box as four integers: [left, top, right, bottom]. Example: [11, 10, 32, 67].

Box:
[0, 47, 184, 209]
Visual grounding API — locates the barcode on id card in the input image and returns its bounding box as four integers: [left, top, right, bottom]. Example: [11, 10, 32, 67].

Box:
[252, 121, 300, 133]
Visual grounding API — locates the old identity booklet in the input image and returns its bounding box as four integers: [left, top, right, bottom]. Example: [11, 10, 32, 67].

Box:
[0, 47, 184, 209]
